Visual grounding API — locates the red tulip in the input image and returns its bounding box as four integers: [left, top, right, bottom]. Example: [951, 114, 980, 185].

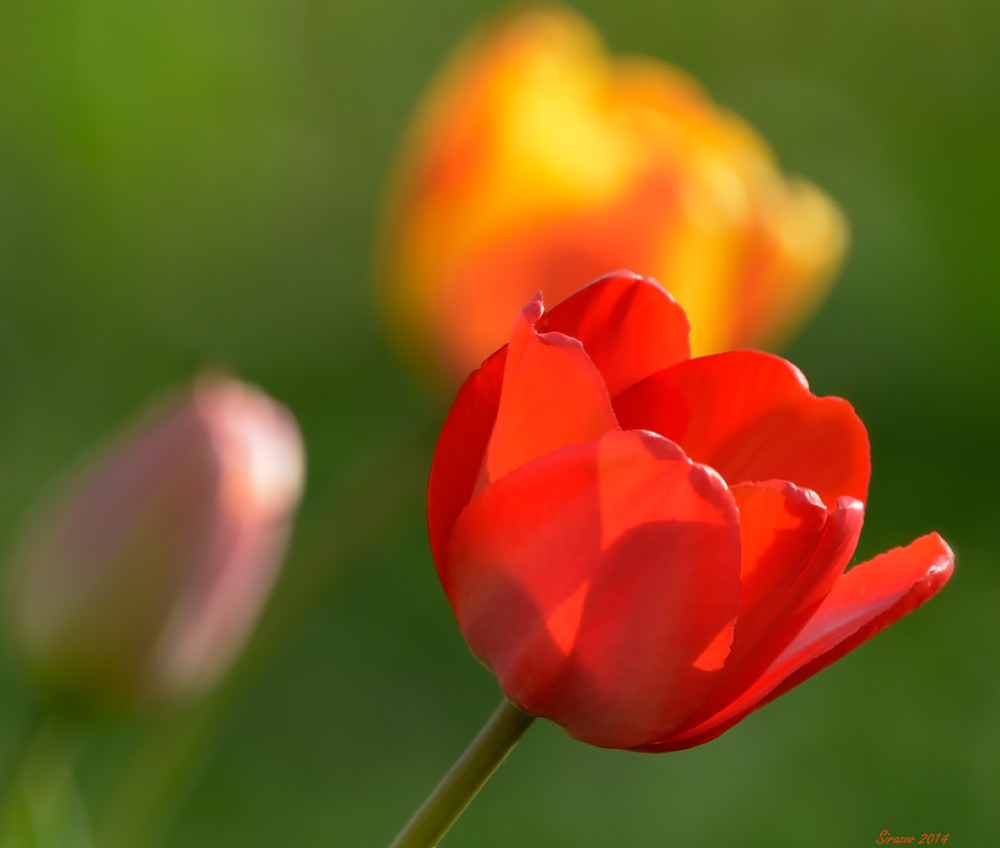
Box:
[428, 272, 953, 750]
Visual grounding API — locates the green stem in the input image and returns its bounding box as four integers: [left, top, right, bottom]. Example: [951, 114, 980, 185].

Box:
[95, 701, 223, 848]
[0, 708, 93, 848]
[0, 701, 44, 808]
[388, 700, 535, 848]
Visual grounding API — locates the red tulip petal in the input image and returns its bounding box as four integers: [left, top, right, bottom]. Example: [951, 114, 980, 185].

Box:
[752, 532, 955, 703]
[667, 485, 863, 734]
[614, 350, 871, 506]
[445, 429, 741, 749]
[643, 532, 953, 751]
[537, 272, 691, 397]
[427, 345, 507, 576]
[485, 295, 619, 483]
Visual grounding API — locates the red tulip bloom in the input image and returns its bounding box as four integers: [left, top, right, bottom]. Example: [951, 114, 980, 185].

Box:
[428, 272, 953, 750]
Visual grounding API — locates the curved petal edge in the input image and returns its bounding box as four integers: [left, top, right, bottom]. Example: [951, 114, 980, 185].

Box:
[637, 532, 954, 752]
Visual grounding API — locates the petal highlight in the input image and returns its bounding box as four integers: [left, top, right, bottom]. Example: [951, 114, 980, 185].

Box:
[485, 296, 619, 483]
[445, 429, 741, 749]
[644, 532, 953, 751]
[659, 489, 863, 739]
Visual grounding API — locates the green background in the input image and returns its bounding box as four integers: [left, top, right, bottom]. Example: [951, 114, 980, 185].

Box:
[0, 0, 996, 845]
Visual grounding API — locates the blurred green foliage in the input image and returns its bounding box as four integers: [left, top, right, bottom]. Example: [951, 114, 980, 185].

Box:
[0, 0, 996, 845]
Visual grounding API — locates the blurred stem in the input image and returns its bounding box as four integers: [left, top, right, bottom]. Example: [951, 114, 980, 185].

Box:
[93, 697, 224, 848]
[97, 416, 438, 848]
[0, 706, 93, 848]
[388, 700, 534, 848]
[0, 701, 44, 808]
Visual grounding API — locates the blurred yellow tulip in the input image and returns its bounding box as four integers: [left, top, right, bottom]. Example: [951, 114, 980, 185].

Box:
[379, 5, 847, 387]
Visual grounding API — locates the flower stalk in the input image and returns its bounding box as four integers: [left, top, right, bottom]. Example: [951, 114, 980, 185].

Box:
[388, 699, 534, 848]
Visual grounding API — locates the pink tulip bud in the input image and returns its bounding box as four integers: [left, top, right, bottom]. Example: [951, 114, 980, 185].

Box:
[6, 376, 305, 708]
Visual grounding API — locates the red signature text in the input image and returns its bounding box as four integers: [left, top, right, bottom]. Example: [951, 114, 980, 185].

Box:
[876, 833, 950, 845]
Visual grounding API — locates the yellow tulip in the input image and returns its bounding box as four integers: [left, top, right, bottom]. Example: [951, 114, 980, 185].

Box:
[379, 6, 847, 387]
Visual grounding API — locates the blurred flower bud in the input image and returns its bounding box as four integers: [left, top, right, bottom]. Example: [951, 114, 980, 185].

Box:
[379, 5, 848, 387]
[6, 376, 305, 709]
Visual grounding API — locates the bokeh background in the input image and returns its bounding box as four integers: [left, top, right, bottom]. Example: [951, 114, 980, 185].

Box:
[1, 0, 997, 845]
